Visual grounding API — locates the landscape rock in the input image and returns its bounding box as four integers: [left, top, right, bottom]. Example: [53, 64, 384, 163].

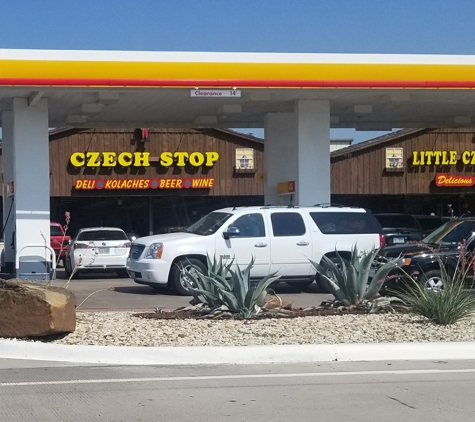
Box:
[0, 279, 76, 338]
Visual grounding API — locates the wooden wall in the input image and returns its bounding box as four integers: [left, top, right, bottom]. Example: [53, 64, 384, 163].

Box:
[331, 128, 475, 195]
[47, 128, 264, 197]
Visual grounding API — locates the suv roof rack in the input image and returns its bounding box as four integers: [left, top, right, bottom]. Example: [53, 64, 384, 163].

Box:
[313, 203, 347, 208]
[261, 204, 299, 209]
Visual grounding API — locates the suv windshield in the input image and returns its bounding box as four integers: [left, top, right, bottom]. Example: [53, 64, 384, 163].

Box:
[423, 220, 475, 245]
[186, 212, 232, 236]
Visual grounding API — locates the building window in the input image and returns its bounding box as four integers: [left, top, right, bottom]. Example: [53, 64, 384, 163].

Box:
[235, 148, 254, 170]
[385, 147, 404, 169]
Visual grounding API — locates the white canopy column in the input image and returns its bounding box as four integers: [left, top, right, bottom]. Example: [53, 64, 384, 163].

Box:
[264, 99, 331, 206]
[1, 98, 50, 274]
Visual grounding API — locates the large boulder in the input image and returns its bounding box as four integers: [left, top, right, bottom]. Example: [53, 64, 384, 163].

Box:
[0, 279, 76, 338]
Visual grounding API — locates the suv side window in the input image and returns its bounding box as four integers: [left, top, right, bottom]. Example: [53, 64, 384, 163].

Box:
[310, 212, 381, 234]
[231, 213, 265, 237]
[270, 212, 306, 237]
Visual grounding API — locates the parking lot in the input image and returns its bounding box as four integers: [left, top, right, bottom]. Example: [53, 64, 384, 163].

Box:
[51, 269, 332, 311]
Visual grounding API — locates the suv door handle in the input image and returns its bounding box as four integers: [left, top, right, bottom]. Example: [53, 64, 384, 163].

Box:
[254, 242, 267, 248]
[296, 241, 309, 246]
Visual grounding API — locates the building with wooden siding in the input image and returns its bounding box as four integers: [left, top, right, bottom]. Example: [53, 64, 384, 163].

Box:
[1, 128, 265, 237]
[331, 128, 475, 217]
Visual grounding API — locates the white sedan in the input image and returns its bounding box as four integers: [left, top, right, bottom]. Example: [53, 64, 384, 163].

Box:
[65, 227, 131, 278]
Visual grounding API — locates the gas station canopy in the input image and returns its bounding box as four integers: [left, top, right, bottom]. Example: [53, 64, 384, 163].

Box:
[2, 49, 475, 130]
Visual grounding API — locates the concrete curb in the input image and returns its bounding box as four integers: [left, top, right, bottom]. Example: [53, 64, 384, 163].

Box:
[1, 340, 475, 365]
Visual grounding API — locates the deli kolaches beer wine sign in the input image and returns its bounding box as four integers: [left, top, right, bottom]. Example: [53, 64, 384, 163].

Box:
[74, 178, 215, 190]
[70, 150, 218, 190]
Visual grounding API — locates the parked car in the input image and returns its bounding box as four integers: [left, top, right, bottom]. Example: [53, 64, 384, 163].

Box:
[126, 205, 384, 295]
[50, 222, 71, 266]
[412, 214, 445, 238]
[375, 218, 475, 291]
[65, 227, 131, 278]
[374, 213, 423, 245]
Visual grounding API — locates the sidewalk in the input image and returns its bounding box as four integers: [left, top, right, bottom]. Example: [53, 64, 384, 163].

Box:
[1, 340, 475, 365]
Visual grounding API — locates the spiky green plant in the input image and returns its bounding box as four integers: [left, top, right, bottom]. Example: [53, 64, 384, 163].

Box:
[389, 243, 475, 325]
[309, 246, 397, 308]
[183, 255, 281, 318]
[183, 255, 234, 307]
[395, 278, 475, 325]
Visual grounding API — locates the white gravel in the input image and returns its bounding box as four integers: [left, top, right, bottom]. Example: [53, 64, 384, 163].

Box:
[31, 311, 475, 347]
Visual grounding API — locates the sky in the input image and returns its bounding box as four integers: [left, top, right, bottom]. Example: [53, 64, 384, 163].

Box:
[2, 0, 475, 143]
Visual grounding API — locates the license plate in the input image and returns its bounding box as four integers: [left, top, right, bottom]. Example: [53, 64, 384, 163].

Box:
[393, 237, 405, 244]
[98, 247, 110, 254]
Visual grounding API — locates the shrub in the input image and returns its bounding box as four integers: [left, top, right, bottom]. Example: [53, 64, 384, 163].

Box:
[183, 255, 281, 318]
[309, 246, 397, 309]
[395, 278, 475, 325]
[391, 243, 475, 325]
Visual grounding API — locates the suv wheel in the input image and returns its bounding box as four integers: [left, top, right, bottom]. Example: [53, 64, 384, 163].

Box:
[421, 269, 444, 291]
[286, 280, 314, 289]
[170, 258, 206, 296]
[316, 256, 343, 293]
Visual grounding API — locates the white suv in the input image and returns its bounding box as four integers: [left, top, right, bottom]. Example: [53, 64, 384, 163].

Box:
[126, 205, 384, 295]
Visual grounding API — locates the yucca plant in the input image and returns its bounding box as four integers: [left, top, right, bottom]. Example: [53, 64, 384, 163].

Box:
[309, 246, 397, 308]
[390, 244, 475, 325]
[183, 255, 281, 318]
[395, 278, 475, 325]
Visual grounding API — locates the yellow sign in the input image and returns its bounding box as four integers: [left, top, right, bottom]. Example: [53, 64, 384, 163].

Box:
[70, 151, 219, 168]
[277, 181, 296, 195]
[411, 150, 475, 166]
[412, 151, 458, 165]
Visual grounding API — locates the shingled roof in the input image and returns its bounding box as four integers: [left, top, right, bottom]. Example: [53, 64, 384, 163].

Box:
[330, 128, 429, 158]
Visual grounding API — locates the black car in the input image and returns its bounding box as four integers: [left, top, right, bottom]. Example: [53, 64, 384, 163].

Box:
[412, 214, 445, 238]
[374, 213, 423, 245]
[376, 218, 475, 291]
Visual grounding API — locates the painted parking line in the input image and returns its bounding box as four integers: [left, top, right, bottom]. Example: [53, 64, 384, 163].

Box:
[2, 368, 475, 388]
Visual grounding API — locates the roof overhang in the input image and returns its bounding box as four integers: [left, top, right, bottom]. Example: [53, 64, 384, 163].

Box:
[2, 49, 475, 129]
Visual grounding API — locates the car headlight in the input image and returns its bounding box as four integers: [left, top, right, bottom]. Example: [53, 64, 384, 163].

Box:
[145, 243, 164, 259]
[389, 257, 412, 266]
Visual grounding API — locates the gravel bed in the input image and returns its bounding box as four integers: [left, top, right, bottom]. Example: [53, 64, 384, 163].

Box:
[17, 311, 475, 347]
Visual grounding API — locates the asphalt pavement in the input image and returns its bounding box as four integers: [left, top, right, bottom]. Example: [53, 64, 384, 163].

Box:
[1, 360, 475, 421]
[50, 269, 332, 311]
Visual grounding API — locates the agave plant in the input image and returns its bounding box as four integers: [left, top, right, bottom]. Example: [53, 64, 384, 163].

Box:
[309, 246, 397, 308]
[182, 255, 234, 307]
[183, 255, 281, 318]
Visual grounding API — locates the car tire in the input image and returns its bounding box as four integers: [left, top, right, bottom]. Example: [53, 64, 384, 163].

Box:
[170, 258, 206, 296]
[315, 256, 344, 293]
[65, 257, 79, 279]
[286, 280, 314, 289]
[420, 269, 444, 291]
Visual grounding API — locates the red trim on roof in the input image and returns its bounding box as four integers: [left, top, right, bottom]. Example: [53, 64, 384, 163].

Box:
[2, 78, 475, 88]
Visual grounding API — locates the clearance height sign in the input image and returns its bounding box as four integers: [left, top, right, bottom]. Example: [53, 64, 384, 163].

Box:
[75, 178, 215, 190]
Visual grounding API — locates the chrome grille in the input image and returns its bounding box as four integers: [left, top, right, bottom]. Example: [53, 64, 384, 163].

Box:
[130, 244, 146, 259]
